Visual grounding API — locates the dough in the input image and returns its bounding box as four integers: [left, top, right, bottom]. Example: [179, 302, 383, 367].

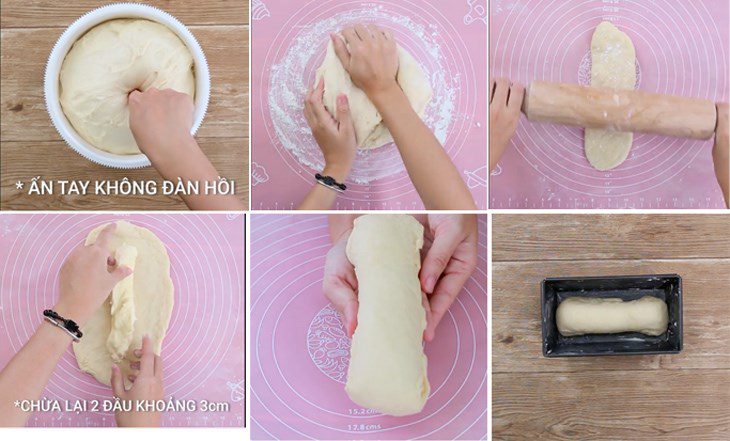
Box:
[585, 21, 636, 170]
[345, 215, 429, 416]
[106, 244, 137, 362]
[315, 38, 432, 149]
[556, 296, 668, 336]
[60, 19, 195, 155]
[73, 221, 174, 387]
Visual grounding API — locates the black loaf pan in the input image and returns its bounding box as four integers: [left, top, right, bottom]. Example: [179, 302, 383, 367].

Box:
[541, 274, 682, 357]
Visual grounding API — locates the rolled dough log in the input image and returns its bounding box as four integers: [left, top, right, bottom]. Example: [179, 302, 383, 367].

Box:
[345, 214, 429, 416]
[556, 296, 668, 336]
[315, 38, 432, 149]
[106, 244, 138, 362]
[585, 21, 636, 170]
[73, 221, 174, 387]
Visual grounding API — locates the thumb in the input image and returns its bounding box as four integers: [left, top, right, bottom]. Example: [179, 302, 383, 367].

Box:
[341, 296, 358, 338]
[110, 365, 125, 398]
[110, 265, 133, 284]
[421, 291, 434, 341]
[324, 282, 359, 338]
[421, 229, 462, 294]
[128, 89, 142, 103]
[335, 94, 353, 129]
[331, 33, 351, 69]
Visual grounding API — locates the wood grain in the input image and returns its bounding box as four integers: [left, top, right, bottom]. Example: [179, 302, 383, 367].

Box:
[492, 214, 730, 441]
[0, 138, 247, 210]
[493, 370, 730, 441]
[0, 26, 248, 141]
[0, 0, 249, 28]
[493, 214, 730, 261]
[0, 4, 249, 210]
[493, 260, 730, 373]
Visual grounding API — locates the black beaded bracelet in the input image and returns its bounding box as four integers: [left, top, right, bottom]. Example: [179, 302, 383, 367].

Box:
[43, 309, 83, 341]
[315, 173, 347, 192]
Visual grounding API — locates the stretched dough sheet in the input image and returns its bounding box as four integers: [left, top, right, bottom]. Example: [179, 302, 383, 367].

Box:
[74, 220, 174, 387]
[345, 214, 429, 416]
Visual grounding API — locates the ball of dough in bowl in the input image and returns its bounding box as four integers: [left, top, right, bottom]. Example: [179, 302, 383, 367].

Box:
[59, 18, 195, 155]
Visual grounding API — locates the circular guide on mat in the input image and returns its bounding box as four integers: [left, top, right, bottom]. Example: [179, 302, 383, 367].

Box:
[249, 214, 488, 439]
[0, 214, 245, 427]
[251, 0, 488, 210]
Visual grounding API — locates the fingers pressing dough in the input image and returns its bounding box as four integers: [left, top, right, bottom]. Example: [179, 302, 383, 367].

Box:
[315, 38, 432, 149]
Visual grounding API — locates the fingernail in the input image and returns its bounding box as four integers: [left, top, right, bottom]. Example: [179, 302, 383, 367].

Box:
[337, 94, 348, 107]
[425, 275, 436, 292]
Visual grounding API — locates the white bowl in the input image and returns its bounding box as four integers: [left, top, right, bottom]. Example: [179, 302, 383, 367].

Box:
[44, 3, 210, 169]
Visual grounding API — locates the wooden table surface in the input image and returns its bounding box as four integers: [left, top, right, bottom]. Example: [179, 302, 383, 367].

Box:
[0, 0, 249, 210]
[492, 214, 730, 441]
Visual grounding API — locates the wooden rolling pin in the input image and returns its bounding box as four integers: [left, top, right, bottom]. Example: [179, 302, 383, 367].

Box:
[522, 81, 718, 140]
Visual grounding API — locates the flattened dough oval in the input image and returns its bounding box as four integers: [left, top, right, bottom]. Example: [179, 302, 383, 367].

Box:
[585, 21, 636, 171]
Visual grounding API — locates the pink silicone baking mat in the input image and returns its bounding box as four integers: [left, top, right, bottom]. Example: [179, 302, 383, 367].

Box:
[250, 214, 488, 440]
[0, 214, 245, 427]
[490, 0, 729, 209]
[251, 0, 488, 210]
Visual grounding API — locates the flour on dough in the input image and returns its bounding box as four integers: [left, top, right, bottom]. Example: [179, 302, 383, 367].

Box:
[73, 221, 174, 387]
[315, 38, 432, 149]
[345, 214, 429, 416]
[585, 21, 636, 171]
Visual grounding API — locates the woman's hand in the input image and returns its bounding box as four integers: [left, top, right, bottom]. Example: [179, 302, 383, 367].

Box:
[128, 88, 195, 167]
[304, 79, 357, 182]
[322, 227, 359, 337]
[490, 78, 525, 171]
[420, 215, 479, 341]
[297, 84, 356, 209]
[112, 335, 164, 427]
[332, 25, 399, 99]
[322, 214, 478, 343]
[713, 102, 729, 208]
[55, 224, 132, 326]
[129, 88, 244, 210]
[304, 78, 358, 183]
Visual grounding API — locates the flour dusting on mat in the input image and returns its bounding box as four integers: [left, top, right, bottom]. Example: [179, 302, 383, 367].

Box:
[268, 6, 456, 184]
